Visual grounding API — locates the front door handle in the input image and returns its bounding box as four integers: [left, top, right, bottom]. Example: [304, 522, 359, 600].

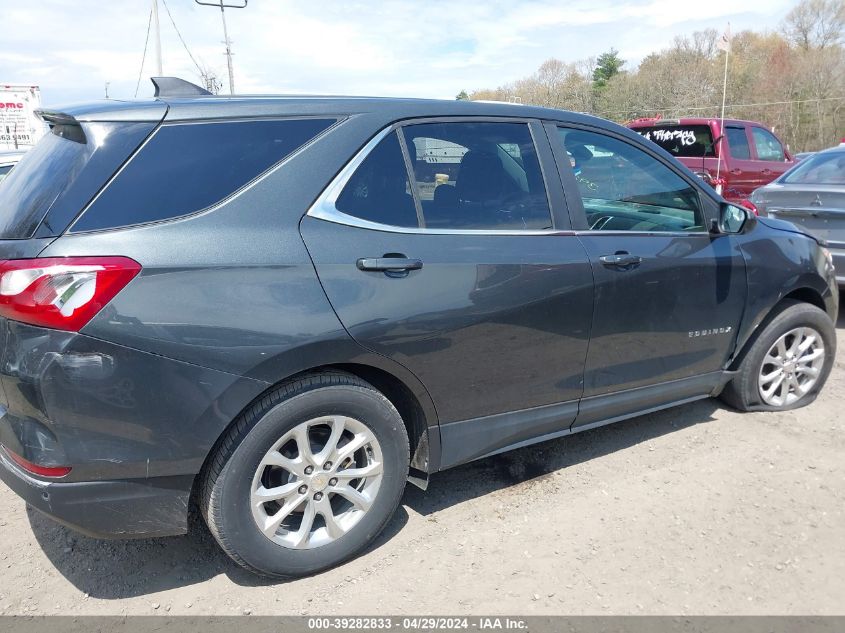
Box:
[357, 257, 423, 272]
[599, 253, 643, 268]
[730, 169, 742, 175]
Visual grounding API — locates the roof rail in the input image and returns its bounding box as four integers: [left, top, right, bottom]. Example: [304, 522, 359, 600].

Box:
[150, 77, 212, 98]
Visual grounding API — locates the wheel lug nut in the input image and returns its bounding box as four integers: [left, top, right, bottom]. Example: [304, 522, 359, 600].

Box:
[304, 466, 314, 475]
[298, 485, 307, 494]
[329, 478, 338, 486]
[314, 492, 323, 501]
[323, 461, 332, 470]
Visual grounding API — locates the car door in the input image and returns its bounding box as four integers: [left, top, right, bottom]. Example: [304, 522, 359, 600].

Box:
[723, 124, 759, 199]
[301, 118, 594, 468]
[547, 123, 748, 428]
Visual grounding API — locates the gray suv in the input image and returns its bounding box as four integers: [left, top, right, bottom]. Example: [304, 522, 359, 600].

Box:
[0, 78, 838, 578]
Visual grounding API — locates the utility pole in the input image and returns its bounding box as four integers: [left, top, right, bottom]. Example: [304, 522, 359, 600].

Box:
[152, 0, 163, 75]
[195, 0, 247, 96]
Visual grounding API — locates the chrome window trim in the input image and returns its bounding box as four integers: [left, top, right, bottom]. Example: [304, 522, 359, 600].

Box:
[573, 230, 711, 238]
[306, 122, 561, 236]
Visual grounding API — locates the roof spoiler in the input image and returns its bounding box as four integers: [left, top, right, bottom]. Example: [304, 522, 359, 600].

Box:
[151, 77, 212, 98]
[34, 109, 86, 143]
[35, 109, 79, 126]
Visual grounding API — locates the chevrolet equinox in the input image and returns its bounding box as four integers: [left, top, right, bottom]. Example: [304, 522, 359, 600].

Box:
[0, 78, 837, 578]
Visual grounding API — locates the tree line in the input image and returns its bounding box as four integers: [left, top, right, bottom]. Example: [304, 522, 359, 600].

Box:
[464, 0, 845, 153]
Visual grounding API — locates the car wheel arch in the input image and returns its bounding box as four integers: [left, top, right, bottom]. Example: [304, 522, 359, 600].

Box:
[782, 286, 827, 313]
[728, 288, 829, 372]
[192, 361, 439, 512]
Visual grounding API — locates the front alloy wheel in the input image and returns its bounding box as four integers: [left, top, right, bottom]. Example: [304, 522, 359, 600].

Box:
[720, 300, 835, 412]
[758, 327, 825, 407]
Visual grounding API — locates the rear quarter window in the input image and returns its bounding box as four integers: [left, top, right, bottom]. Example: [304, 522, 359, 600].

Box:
[71, 117, 336, 232]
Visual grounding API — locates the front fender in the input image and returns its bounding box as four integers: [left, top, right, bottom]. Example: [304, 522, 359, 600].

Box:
[731, 229, 837, 366]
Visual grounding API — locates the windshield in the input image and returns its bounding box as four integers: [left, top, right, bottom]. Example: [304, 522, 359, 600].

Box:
[782, 151, 845, 185]
[634, 125, 715, 158]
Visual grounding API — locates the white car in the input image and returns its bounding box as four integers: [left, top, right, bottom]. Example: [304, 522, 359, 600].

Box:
[0, 151, 26, 184]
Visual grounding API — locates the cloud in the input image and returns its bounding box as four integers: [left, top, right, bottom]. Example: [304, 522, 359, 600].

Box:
[0, 0, 795, 105]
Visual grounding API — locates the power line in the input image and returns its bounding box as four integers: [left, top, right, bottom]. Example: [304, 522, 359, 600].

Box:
[598, 95, 845, 118]
[135, 7, 153, 98]
[161, 0, 204, 75]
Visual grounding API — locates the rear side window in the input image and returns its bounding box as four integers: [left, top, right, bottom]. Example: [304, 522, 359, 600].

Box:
[0, 164, 12, 182]
[332, 121, 552, 231]
[72, 118, 335, 232]
[402, 121, 552, 230]
[634, 125, 715, 157]
[336, 132, 418, 228]
[726, 126, 751, 160]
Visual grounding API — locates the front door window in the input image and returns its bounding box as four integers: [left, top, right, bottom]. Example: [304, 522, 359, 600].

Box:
[557, 127, 705, 232]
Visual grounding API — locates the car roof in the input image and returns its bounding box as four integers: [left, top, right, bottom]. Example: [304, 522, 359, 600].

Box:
[43, 94, 611, 128]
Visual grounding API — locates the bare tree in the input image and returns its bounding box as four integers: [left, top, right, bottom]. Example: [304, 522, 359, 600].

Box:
[783, 0, 845, 50]
[196, 62, 224, 95]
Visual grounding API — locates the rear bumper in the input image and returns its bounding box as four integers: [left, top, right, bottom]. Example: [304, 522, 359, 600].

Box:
[0, 319, 268, 538]
[0, 448, 193, 538]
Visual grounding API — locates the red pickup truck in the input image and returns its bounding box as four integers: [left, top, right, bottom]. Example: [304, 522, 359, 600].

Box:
[627, 117, 795, 210]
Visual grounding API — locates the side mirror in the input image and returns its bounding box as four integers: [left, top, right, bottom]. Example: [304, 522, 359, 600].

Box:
[714, 203, 751, 234]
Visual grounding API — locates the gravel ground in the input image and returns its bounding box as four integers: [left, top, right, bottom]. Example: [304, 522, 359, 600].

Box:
[0, 302, 843, 616]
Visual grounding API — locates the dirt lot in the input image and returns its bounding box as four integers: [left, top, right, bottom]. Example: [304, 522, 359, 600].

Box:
[0, 304, 843, 616]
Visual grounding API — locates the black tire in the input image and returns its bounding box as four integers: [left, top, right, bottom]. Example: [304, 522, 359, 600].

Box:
[720, 300, 836, 412]
[199, 371, 409, 578]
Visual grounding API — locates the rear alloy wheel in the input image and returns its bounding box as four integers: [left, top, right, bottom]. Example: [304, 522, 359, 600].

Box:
[720, 300, 835, 412]
[250, 415, 384, 550]
[201, 372, 409, 578]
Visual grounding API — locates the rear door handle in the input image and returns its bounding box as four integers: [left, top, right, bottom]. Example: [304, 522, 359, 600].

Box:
[730, 169, 742, 175]
[599, 254, 643, 268]
[357, 257, 423, 272]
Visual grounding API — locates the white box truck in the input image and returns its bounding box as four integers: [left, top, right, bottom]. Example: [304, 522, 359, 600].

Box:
[1, 85, 46, 151]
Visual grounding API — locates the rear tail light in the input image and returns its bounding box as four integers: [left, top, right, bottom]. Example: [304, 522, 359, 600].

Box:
[2, 446, 72, 478]
[738, 199, 759, 216]
[0, 257, 141, 331]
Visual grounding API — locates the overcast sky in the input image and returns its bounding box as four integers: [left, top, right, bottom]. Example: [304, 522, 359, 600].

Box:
[1, 0, 796, 105]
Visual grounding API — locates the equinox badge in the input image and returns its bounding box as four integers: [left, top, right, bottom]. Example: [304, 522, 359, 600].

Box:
[689, 326, 732, 338]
